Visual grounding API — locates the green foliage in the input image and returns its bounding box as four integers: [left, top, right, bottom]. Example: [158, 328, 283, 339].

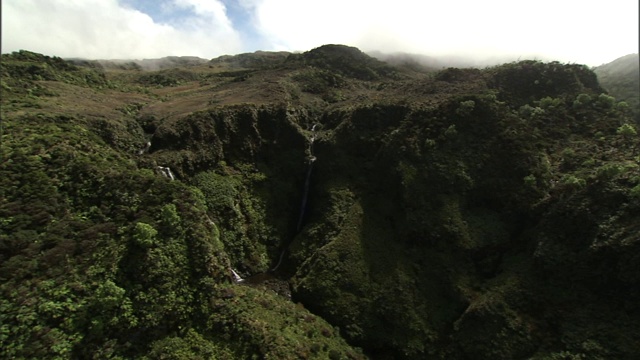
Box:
[444, 124, 458, 137]
[159, 203, 183, 237]
[595, 163, 625, 179]
[594, 54, 639, 121]
[0, 112, 245, 358]
[616, 101, 630, 111]
[573, 93, 592, 108]
[519, 104, 545, 118]
[456, 100, 476, 116]
[597, 93, 616, 108]
[133, 222, 158, 248]
[523, 174, 537, 187]
[489, 60, 601, 107]
[207, 285, 366, 360]
[192, 170, 274, 272]
[117, 102, 144, 116]
[0, 50, 109, 97]
[435, 67, 483, 83]
[560, 174, 586, 189]
[617, 123, 637, 137]
[145, 328, 234, 359]
[193, 170, 241, 214]
[3, 49, 640, 360]
[292, 69, 346, 94]
[135, 69, 200, 87]
[538, 96, 563, 109]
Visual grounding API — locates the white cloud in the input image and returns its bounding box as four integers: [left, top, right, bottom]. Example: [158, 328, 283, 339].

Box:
[250, 0, 639, 66]
[1, 0, 242, 59]
[1, 0, 637, 65]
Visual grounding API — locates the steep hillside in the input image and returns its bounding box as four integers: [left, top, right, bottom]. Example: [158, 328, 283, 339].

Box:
[2, 45, 639, 359]
[594, 53, 640, 123]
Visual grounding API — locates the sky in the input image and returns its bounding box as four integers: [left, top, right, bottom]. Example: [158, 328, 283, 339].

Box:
[2, 0, 638, 66]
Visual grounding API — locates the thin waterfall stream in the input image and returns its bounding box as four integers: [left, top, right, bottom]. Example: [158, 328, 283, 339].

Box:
[228, 124, 318, 297]
[272, 124, 318, 272]
[296, 124, 317, 232]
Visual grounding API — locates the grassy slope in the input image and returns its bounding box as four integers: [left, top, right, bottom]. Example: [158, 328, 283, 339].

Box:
[1, 46, 639, 359]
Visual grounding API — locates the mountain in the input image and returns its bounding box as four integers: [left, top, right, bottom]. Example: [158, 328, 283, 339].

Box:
[367, 50, 479, 72]
[594, 53, 640, 122]
[69, 55, 210, 71]
[1, 45, 639, 359]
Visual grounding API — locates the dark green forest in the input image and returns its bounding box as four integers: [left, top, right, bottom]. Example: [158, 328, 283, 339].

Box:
[1, 46, 639, 359]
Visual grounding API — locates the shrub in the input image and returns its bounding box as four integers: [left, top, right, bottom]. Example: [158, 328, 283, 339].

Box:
[616, 101, 630, 111]
[596, 164, 625, 179]
[133, 222, 158, 248]
[523, 174, 537, 187]
[573, 93, 592, 108]
[617, 123, 637, 138]
[538, 96, 563, 109]
[519, 104, 545, 118]
[597, 93, 615, 109]
[560, 174, 586, 189]
[456, 100, 476, 116]
[444, 124, 458, 138]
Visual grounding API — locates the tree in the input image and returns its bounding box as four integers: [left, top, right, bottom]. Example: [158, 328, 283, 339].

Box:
[617, 123, 638, 154]
[133, 222, 157, 248]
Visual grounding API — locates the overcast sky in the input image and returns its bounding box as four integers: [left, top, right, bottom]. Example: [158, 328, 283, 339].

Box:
[2, 0, 638, 66]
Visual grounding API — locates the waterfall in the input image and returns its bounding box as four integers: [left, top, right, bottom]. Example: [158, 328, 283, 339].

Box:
[297, 124, 317, 232]
[138, 141, 151, 155]
[272, 124, 318, 272]
[296, 158, 315, 232]
[231, 268, 244, 283]
[158, 166, 175, 181]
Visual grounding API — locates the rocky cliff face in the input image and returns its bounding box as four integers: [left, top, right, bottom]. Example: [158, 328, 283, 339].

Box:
[1, 46, 639, 359]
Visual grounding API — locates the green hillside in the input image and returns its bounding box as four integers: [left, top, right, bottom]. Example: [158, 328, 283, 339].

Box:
[594, 53, 640, 123]
[1, 45, 639, 359]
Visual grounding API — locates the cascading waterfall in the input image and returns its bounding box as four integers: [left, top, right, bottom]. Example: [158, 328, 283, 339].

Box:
[272, 124, 318, 272]
[158, 166, 175, 181]
[230, 268, 245, 283]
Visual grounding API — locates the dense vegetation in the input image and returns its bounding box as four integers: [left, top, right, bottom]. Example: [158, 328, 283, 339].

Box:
[1, 45, 639, 359]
